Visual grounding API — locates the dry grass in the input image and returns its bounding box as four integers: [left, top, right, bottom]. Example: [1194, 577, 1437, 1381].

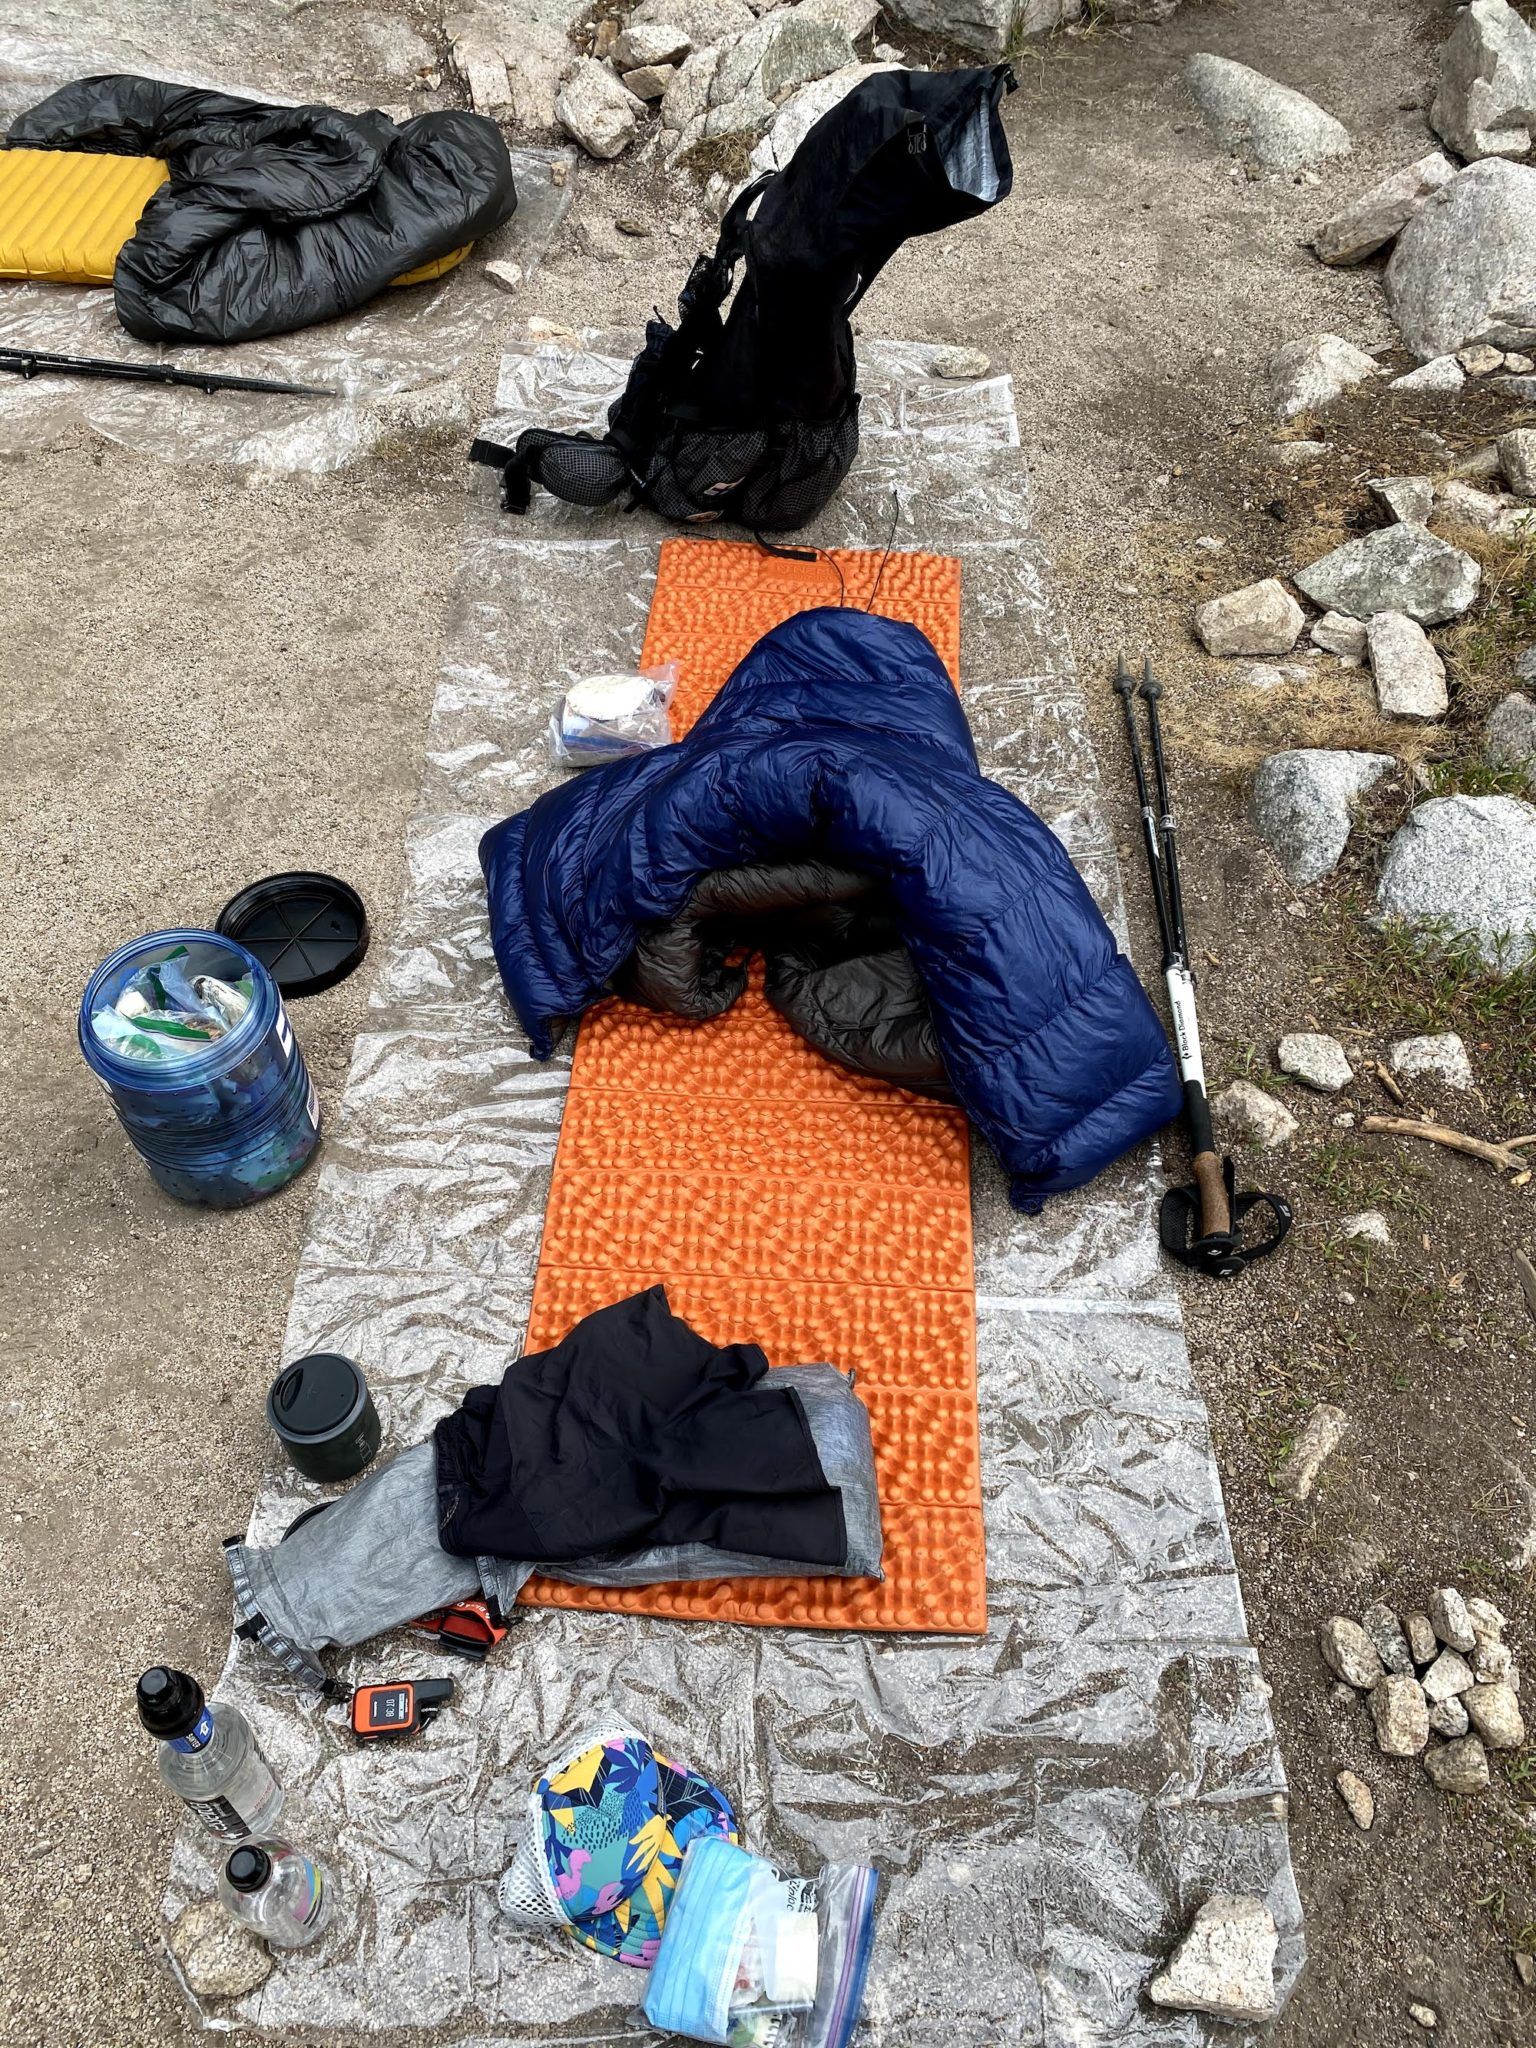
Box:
[1131, 501, 1536, 783]
[1158, 665, 1424, 782]
[676, 129, 758, 186]
[1438, 523, 1536, 729]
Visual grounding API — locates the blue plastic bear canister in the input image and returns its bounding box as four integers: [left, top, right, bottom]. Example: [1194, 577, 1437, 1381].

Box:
[78, 928, 321, 1207]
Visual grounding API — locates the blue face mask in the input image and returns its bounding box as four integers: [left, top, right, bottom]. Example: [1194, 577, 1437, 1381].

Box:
[646, 1841, 881, 2048]
[642, 1837, 758, 2045]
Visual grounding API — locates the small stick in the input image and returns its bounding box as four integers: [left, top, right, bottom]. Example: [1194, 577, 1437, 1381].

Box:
[1514, 1250, 1536, 1325]
[1373, 1060, 1406, 1107]
[1361, 1114, 1533, 1174]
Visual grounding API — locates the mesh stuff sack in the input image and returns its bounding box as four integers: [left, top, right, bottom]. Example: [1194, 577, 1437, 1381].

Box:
[470, 64, 1014, 532]
[499, 1724, 739, 1968]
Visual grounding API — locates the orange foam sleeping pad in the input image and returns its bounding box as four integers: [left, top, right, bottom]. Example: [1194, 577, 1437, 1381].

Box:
[518, 538, 986, 1635]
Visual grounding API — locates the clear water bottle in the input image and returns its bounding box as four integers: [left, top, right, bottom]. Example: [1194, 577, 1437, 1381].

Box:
[220, 1840, 333, 1949]
[137, 1667, 283, 1843]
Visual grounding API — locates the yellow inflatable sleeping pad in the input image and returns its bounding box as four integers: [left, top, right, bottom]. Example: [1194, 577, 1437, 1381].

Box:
[0, 149, 170, 283]
[388, 245, 472, 287]
[0, 148, 472, 288]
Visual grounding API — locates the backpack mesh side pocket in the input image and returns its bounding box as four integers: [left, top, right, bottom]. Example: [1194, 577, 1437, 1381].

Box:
[736, 398, 861, 530]
[635, 400, 861, 530]
[637, 427, 768, 524]
[520, 429, 632, 508]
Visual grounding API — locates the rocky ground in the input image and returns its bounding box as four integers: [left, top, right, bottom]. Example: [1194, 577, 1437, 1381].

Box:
[3, 0, 1536, 2043]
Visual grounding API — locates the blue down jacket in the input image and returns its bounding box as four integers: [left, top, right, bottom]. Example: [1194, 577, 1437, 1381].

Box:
[481, 608, 1181, 1207]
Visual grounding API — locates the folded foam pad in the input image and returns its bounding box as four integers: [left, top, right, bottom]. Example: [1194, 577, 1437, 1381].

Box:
[519, 538, 984, 1634]
[0, 148, 469, 288]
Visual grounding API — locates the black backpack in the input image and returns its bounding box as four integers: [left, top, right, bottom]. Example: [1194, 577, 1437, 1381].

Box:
[470, 64, 1014, 532]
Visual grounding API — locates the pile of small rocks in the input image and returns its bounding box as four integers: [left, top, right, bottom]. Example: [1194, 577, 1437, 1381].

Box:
[1298, 1, 1536, 366]
[450, 0, 899, 171]
[468, 0, 912, 180]
[1195, 483, 1536, 970]
[1321, 1586, 1527, 1802]
[1205, 379, 1536, 969]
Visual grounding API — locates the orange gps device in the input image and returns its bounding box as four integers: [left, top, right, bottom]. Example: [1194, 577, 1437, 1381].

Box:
[349, 1678, 454, 1742]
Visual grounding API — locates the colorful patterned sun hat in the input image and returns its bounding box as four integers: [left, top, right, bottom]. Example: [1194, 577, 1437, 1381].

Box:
[500, 1723, 738, 1969]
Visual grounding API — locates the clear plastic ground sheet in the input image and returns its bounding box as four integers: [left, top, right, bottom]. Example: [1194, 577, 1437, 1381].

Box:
[163, 335, 1303, 2043]
[0, 34, 572, 469]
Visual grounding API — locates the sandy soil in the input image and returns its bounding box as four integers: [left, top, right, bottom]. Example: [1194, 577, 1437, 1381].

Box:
[2, 1, 1534, 2043]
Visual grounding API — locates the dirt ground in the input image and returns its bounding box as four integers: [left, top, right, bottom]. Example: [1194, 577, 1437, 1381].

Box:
[2, 1, 1535, 2043]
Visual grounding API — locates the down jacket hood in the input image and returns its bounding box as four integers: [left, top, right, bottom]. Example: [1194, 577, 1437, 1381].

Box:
[480, 607, 1182, 1208]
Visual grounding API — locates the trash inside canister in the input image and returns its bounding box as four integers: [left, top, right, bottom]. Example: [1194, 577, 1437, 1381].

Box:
[548, 664, 677, 766]
[78, 928, 320, 1207]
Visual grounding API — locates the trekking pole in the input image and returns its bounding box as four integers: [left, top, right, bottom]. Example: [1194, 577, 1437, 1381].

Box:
[1113, 655, 1172, 958]
[0, 346, 335, 399]
[1116, 655, 1292, 1280]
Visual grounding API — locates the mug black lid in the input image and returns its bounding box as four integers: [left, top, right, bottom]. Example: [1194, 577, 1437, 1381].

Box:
[216, 871, 368, 996]
[268, 1353, 366, 1442]
[225, 1845, 272, 1893]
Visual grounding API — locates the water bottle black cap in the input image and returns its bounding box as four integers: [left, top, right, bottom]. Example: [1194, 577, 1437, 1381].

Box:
[225, 1845, 272, 1893]
[137, 1667, 205, 1739]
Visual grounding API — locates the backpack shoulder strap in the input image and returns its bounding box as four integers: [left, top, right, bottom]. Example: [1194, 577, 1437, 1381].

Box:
[466, 174, 779, 514]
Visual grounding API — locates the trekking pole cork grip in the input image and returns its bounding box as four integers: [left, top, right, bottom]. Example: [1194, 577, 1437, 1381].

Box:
[1184, 1083, 1232, 1238]
[1191, 1147, 1232, 1239]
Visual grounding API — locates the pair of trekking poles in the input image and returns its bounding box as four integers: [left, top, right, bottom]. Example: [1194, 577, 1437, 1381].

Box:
[1114, 657, 1291, 1281]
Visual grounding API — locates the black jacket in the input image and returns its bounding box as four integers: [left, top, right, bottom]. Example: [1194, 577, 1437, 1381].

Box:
[7, 75, 517, 344]
[435, 1289, 848, 1569]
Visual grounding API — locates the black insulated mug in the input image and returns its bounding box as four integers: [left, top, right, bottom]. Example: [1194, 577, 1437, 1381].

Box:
[266, 1352, 381, 1483]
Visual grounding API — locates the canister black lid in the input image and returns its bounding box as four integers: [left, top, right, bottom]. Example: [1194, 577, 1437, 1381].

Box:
[215, 872, 368, 996]
[267, 1353, 366, 1441]
[137, 1666, 204, 1738]
[225, 1845, 273, 1893]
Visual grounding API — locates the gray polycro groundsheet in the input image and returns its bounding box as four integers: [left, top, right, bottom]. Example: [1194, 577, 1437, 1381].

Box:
[0, 27, 573, 469]
[163, 336, 1303, 2044]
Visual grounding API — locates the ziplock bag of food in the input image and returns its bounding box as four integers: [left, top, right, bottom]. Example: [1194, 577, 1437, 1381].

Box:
[643, 1835, 879, 2047]
[548, 663, 677, 766]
